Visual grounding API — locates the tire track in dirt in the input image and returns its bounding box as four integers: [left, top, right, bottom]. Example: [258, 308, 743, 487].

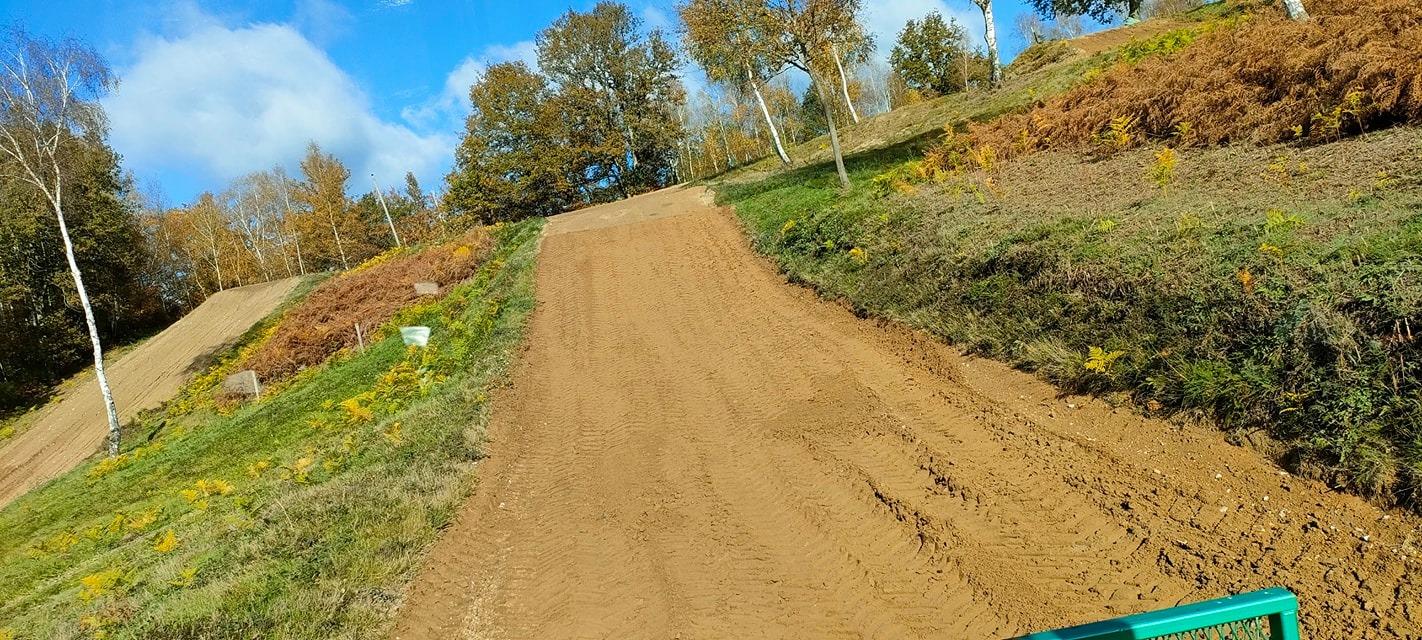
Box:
[392, 187, 1420, 639]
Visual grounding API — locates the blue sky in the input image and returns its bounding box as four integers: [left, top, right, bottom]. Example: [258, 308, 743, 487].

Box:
[0, 0, 1097, 205]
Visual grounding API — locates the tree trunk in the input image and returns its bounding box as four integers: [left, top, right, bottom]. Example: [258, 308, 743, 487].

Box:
[750, 72, 792, 165]
[1282, 0, 1309, 20]
[831, 43, 861, 124]
[326, 212, 349, 270]
[1126, 0, 1144, 23]
[211, 244, 224, 291]
[717, 119, 735, 169]
[280, 190, 307, 275]
[50, 196, 122, 455]
[814, 76, 851, 190]
[978, 0, 1002, 87]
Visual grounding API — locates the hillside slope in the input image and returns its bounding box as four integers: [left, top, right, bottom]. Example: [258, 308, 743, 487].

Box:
[0, 278, 303, 506]
[713, 2, 1422, 505]
[393, 187, 1419, 639]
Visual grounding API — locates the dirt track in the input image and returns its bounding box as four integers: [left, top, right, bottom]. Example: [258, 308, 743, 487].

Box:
[393, 187, 1420, 639]
[0, 278, 300, 506]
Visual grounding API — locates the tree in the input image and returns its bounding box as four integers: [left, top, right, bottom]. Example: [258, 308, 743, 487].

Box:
[0, 29, 125, 453]
[538, 2, 685, 196]
[890, 11, 975, 96]
[445, 62, 579, 223]
[761, 0, 868, 189]
[798, 85, 829, 139]
[827, 18, 872, 124]
[295, 143, 361, 270]
[680, 0, 794, 165]
[1028, 0, 1145, 23]
[1015, 13, 1085, 43]
[972, 0, 1003, 87]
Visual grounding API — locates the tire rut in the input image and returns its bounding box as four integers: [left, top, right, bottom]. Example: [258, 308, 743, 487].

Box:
[391, 186, 1421, 640]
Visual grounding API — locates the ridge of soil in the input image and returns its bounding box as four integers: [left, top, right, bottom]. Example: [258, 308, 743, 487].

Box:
[0, 277, 301, 506]
[392, 187, 1418, 639]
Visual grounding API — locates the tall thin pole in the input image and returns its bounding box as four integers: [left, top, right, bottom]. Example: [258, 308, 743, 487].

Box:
[371, 173, 403, 248]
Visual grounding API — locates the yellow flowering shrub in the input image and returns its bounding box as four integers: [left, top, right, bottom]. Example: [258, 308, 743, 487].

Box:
[78, 566, 125, 602]
[152, 530, 179, 553]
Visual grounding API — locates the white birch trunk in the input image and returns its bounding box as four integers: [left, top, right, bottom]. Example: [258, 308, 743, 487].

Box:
[279, 187, 307, 275]
[1282, 0, 1309, 20]
[831, 43, 860, 124]
[749, 69, 792, 165]
[50, 191, 122, 455]
[978, 0, 1002, 87]
[326, 211, 348, 270]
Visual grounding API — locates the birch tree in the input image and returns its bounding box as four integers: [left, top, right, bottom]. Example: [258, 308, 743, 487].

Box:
[973, 0, 1003, 87]
[0, 29, 124, 454]
[762, 0, 867, 189]
[296, 143, 352, 270]
[827, 23, 872, 124]
[681, 0, 794, 165]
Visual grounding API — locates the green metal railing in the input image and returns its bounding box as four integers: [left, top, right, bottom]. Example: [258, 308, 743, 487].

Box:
[1015, 588, 1301, 640]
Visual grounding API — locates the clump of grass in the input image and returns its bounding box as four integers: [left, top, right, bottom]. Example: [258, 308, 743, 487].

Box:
[0, 219, 544, 639]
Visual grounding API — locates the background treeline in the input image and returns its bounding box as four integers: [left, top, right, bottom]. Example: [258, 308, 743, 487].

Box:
[0, 140, 445, 415]
[0, 137, 165, 412]
[445, 1, 1012, 222]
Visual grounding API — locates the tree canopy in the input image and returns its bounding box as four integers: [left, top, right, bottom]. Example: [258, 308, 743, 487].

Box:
[445, 1, 685, 223]
[889, 11, 979, 96]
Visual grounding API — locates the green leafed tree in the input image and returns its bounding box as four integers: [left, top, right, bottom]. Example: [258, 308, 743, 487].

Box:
[889, 11, 979, 96]
[445, 62, 579, 224]
[537, 1, 685, 197]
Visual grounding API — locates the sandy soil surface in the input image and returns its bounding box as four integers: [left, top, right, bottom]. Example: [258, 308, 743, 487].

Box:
[392, 187, 1419, 639]
[0, 277, 300, 506]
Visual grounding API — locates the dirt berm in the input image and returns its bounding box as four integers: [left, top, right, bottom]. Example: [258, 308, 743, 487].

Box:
[0, 277, 301, 506]
[393, 188, 1418, 639]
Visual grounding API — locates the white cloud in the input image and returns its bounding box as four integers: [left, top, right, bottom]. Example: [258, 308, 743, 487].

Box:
[862, 0, 986, 62]
[103, 19, 450, 200]
[400, 40, 538, 130]
[293, 0, 355, 44]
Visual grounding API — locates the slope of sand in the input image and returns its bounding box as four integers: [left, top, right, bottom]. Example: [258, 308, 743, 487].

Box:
[393, 187, 1418, 639]
[0, 277, 301, 506]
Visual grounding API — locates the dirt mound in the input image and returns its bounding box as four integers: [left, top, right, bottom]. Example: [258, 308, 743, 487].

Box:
[0, 278, 301, 506]
[952, 0, 1422, 164]
[392, 188, 1419, 639]
[242, 229, 493, 382]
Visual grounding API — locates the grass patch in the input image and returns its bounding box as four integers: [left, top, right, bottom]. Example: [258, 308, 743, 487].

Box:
[715, 118, 1422, 506]
[0, 218, 544, 639]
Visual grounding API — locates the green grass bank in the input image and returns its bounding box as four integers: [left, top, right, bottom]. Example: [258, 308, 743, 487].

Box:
[0, 219, 543, 639]
[714, 107, 1422, 507]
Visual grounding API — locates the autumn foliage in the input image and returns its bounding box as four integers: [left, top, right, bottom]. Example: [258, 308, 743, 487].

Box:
[941, 0, 1422, 165]
[242, 229, 494, 381]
